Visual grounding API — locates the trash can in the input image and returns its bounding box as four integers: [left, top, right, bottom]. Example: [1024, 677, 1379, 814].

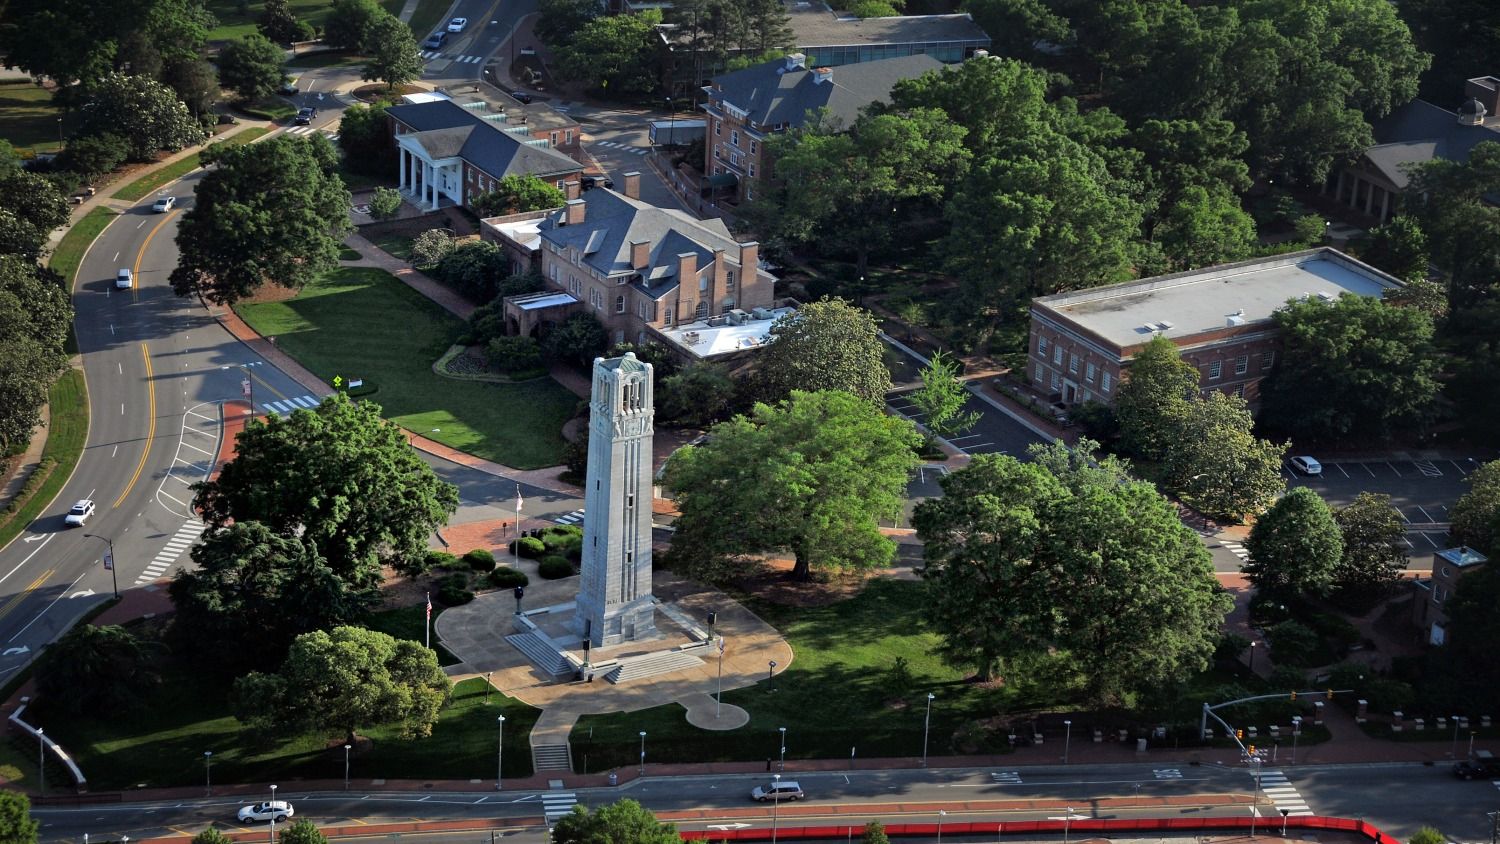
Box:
[608, 771, 618, 786]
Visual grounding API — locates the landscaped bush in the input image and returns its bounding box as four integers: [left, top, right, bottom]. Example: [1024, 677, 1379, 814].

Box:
[410, 229, 456, 267]
[1265, 620, 1321, 667]
[538, 555, 574, 579]
[432, 240, 509, 303]
[509, 536, 546, 558]
[437, 572, 474, 606]
[486, 566, 529, 588]
[463, 548, 496, 571]
[541, 311, 608, 368]
[487, 336, 544, 374]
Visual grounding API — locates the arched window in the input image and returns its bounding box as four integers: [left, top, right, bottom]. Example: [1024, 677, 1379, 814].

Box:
[695, 301, 709, 320]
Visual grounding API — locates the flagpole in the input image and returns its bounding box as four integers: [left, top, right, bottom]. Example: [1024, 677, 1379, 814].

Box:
[514, 483, 522, 564]
[425, 592, 431, 649]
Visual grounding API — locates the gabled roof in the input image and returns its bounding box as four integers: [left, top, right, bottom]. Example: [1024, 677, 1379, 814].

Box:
[537, 188, 744, 301]
[1364, 99, 1500, 188]
[387, 99, 581, 179]
[708, 53, 942, 129]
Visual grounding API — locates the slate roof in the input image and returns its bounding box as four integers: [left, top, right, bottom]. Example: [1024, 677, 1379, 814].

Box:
[386, 99, 581, 179]
[1364, 99, 1500, 188]
[537, 188, 744, 301]
[789, 6, 990, 48]
[708, 53, 942, 129]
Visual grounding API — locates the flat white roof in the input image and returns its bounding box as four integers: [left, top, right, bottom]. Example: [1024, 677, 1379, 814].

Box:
[657, 307, 795, 358]
[493, 217, 544, 251]
[1033, 248, 1402, 350]
[516, 292, 578, 311]
[401, 92, 450, 104]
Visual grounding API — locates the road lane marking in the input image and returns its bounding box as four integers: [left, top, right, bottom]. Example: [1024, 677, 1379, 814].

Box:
[0, 534, 55, 589]
[133, 208, 177, 303]
[9, 572, 85, 642]
[0, 569, 56, 626]
[113, 343, 156, 508]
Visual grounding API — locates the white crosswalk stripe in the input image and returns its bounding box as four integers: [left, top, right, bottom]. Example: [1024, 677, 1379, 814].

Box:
[1221, 541, 1250, 561]
[286, 125, 316, 135]
[592, 140, 649, 155]
[554, 509, 585, 525]
[456, 54, 484, 63]
[541, 792, 578, 824]
[421, 50, 441, 59]
[134, 521, 206, 585]
[1255, 770, 1313, 816]
[262, 395, 320, 417]
[991, 771, 1023, 784]
[1154, 768, 1183, 779]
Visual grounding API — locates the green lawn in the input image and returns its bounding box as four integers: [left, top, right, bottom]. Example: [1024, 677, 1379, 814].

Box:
[0, 370, 89, 551]
[369, 230, 415, 260]
[112, 127, 272, 202]
[50, 207, 117, 288]
[362, 604, 462, 666]
[286, 51, 367, 70]
[235, 267, 574, 468]
[0, 80, 73, 156]
[236, 96, 297, 121]
[406, 0, 452, 39]
[206, 0, 404, 42]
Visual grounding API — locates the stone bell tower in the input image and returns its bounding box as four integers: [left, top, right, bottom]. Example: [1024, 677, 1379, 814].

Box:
[574, 352, 657, 647]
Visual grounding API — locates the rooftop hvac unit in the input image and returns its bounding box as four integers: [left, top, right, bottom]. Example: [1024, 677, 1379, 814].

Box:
[1227, 314, 1246, 327]
[1157, 320, 1174, 329]
[727, 308, 750, 325]
[751, 307, 773, 320]
[1318, 291, 1337, 301]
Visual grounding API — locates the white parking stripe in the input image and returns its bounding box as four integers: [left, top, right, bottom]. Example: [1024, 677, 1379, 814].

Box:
[1335, 462, 1350, 478]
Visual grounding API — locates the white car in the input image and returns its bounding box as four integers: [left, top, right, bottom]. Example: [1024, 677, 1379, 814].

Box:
[750, 780, 803, 802]
[1289, 455, 1323, 476]
[237, 801, 294, 823]
[63, 499, 95, 527]
[152, 195, 176, 212]
[115, 269, 133, 289]
[446, 16, 467, 31]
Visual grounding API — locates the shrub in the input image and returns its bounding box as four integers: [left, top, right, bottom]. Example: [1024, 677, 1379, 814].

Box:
[541, 311, 608, 367]
[486, 566, 529, 588]
[463, 548, 496, 571]
[509, 536, 546, 558]
[1266, 665, 1307, 692]
[432, 240, 508, 302]
[1265, 620, 1320, 667]
[487, 335, 544, 373]
[437, 572, 473, 605]
[538, 555, 574, 579]
[426, 550, 460, 570]
[1214, 632, 1251, 663]
[410, 229, 455, 267]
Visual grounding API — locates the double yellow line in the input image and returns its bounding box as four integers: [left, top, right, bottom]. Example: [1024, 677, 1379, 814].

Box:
[132, 209, 176, 303]
[114, 342, 156, 508]
[0, 569, 57, 626]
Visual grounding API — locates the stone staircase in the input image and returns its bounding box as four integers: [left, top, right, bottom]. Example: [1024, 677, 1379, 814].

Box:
[505, 632, 571, 677]
[604, 649, 705, 683]
[532, 743, 573, 772]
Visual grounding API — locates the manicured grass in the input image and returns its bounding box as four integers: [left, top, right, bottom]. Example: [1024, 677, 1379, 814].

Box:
[236, 96, 297, 121]
[286, 51, 367, 70]
[206, 0, 404, 42]
[49, 207, 117, 288]
[339, 245, 363, 260]
[406, 0, 453, 40]
[337, 162, 393, 192]
[363, 604, 462, 666]
[0, 80, 72, 156]
[235, 268, 574, 468]
[369, 230, 415, 260]
[0, 370, 89, 551]
[112, 127, 272, 202]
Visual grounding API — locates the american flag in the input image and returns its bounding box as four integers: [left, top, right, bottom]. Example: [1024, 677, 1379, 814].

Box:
[425, 593, 432, 621]
[515, 483, 523, 512]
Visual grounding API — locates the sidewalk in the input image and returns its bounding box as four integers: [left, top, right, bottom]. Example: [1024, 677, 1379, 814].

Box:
[0, 407, 48, 513]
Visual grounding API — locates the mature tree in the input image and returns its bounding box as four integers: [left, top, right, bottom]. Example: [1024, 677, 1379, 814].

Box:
[471, 175, 566, 216]
[169, 521, 377, 672]
[1408, 829, 1447, 844]
[1153, 184, 1256, 270]
[323, 0, 386, 50]
[0, 0, 213, 91]
[410, 228, 456, 267]
[163, 58, 222, 120]
[887, 53, 1051, 154]
[542, 312, 610, 368]
[192, 393, 459, 587]
[35, 624, 157, 715]
[1260, 293, 1440, 440]
[171, 135, 351, 304]
[536, 0, 603, 45]
[1442, 561, 1500, 708]
[361, 15, 423, 90]
[658, 362, 736, 428]
[431, 241, 509, 300]
[1332, 492, 1406, 597]
[552, 10, 663, 98]
[192, 830, 233, 844]
[1450, 461, 1500, 556]
[277, 821, 327, 844]
[257, 0, 305, 44]
[750, 298, 890, 405]
[962, 0, 1069, 61]
[233, 626, 450, 742]
[218, 34, 287, 101]
[1131, 118, 1253, 199]
[1244, 487, 1344, 598]
[0, 258, 71, 453]
[666, 390, 920, 581]
[57, 132, 132, 179]
[907, 352, 979, 448]
[1355, 215, 1429, 284]
[76, 74, 207, 161]
[0, 791, 37, 844]
[552, 800, 677, 844]
[1112, 334, 1197, 461]
[1164, 392, 1286, 521]
[763, 108, 969, 280]
[0, 171, 71, 261]
[915, 441, 1230, 700]
[368, 187, 402, 221]
[1407, 141, 1500, 313]
[861, 820, 892, 844]
[336, 102, 398, 177]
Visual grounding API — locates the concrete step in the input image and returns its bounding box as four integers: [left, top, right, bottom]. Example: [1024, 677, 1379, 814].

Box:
[605, 649, 705, 683]
[505, 632, 571, 677]
[532, 743, 572, 773]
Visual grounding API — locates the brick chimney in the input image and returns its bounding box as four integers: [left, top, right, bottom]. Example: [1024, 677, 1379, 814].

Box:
[631, 240, 651, 270]
[1464, 76, 1500, 118]
[676, 252, 697, 289]
[812, 67, 832, 85]
[564, 198, 585, 226]
[564, 180, 581, 201]
[783, 53, 806, 73]
[738, 241, 759, 278]
[622, 171, 641, 200]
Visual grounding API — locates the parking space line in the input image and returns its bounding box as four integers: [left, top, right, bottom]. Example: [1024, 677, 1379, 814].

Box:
[948, 434, 983, 442]
[1334, 463, 1350, 478]
[1360, 463, 1376, 477]
[1386, 461, 1404, 477]
[1422, 533, 1444, 549]
[962, 443, 997, 452]
[1450, 460, 1469, 476]
[1416, 505, 1435, 522]
[1402, 536, 1414, 548]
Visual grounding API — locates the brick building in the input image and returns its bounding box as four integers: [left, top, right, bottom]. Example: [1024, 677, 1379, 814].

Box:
[1413, 546, 1488, 646]
[1027, 248, 1404, 410]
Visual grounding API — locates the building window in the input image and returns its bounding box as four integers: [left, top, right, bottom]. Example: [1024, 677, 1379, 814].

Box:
[565, 129, 573, 145]
[1052, 345, 1063, 365]
[731, 130, 739, 147]
[1050, 372, 1061, 391]
[1435, 587, 1447, 603]
[1234, 383, 1245, 398]
[1235, 355, 1249, 375]
[748, 163, 756, 178]
[1038, 336, 1048, 357]
[1101, 371, 1112, 393]
[750, 140, 758, 154]
[1068, 354, 1079, 375]
[699, 274, 707, 291]
[726, 270, 735, 289]
[1035, 364, 1044, 383]
[731, 152, 741, 167]
[715, 120, 721, 136]
[696, 301, 708, 320]
[1085, 362, 1096, 383]
[1209, 360, 1222, 380]
[615, 294, 625, 313]
[1261, 350, 1276, 370]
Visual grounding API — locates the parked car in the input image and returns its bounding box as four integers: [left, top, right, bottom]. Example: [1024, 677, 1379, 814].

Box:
[63, 499, 95, 527]
[446, 16, 467, 31]
[422, 31, 447, 49]
[1289, 455, 1323, 476]
[152, 195, 176, 213]
[295, 107, 317, 125]
[508, 90, 533, 104]
[750, 780, 803, 802]
[1454, 751, 1500, 780]
[115, 268, 133, 289]
[237, 801, 294, 823]
[581, 175, 614, 191]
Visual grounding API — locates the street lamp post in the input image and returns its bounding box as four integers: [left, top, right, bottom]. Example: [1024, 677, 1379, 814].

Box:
[1248, 640, 1259, 674]
[204, 751, 212, 796]
[1280, 809, 1290, 837]
[343, 744, 351, 791]
[240, 365, 257, 422]
[496, 715, 505, 790]
[37, 728, 44, 798]
[922, 693, 935, 767]
[1450, 715, 1462, 757]
[1290, 716, 1301, 765]
[639, 730, 647, 775]
[665, 97, 675, 146]
[83, 534, 119, 598]
[1063, 720, 1073, 765]
[485, 672, 493, 704]
[778, 727, 786, 771]
[1249, 755, 1262, 838]
[937, 810, 947, 844]
[771, 773, 781, 844]
[715, 638, 726, 719]
[1062, 807, 1075, 844]
[768, 660, 777, 691]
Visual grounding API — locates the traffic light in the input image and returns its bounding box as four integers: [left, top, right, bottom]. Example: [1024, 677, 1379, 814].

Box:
[1326, 688, 1334, 700]
[1236, 729, 1244, 740]
[1248, 745, 1256, 756]
[1289, 690, 1297, 701]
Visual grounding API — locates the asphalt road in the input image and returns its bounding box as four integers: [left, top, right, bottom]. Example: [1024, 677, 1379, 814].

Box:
[421, 0, 538, 84]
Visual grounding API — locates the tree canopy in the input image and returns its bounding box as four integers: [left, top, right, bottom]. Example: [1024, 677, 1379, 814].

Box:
[191, 393, 459, 587]
[323, 0, 387, 50]
[665, 389, 920, 581]
[0, 791, 37, 844]
[552, 10, 664, 98]
[750, 298, 891, 405]
[171, 134, 351, 304]
[552, 800, 678, 844]
[1163, 391, 1286, 521]
[907, 351, 979, 447]
[77, 73, 207, 161]
[1450, 460, 1500, 556]
[35, 624, 157, 715]
[1332, 492, 1407, 600]
[0, 257, 71, 454]
[1244, 487, 1344, 599]
[217, 34, 286, 101]
[361, 15, 422, 90]
[914, 440, 1231, 702]
[472, 175, 567, 216]
[1113, 334, 1197, 461]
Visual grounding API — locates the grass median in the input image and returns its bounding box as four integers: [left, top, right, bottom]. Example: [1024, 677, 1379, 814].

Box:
[235, 267, 574, 469]
[0, 369, 89, 551]
[113, 127, 272, 202]
[50, 207, 117, 288]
